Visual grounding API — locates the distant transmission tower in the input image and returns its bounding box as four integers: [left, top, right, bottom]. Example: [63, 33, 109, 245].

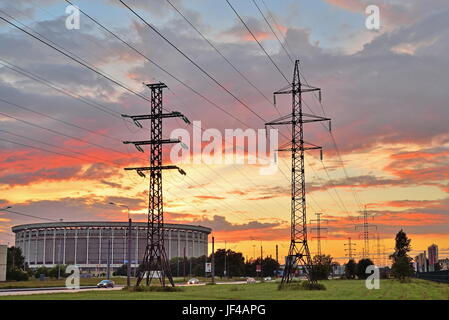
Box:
[310, 213, 328, 256]
[266, 60, 331, 283]
[344, 237, 357, 260]
[355, 206, 377, 259]
[122, 82, 189, 287]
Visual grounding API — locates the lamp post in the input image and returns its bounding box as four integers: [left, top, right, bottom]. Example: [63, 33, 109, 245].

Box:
[109, 202, 132, 287]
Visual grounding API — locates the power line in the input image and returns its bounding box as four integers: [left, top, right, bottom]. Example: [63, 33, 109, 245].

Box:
[62, 1, 252, 129]
[0, 108, 130, 157]
[0, 96, 122, 143]
[165, 0, 281, 116]
[251, 0, 294, 64]
[0, 129, 118, 165]
[259, 0, 296, 60]
[0, 59, 130, 121]
[225, 0, 289, 84]
[1, 209, 58, 222]
[2, 3, 346, 225]
[118, 0, 268, 123]
[251, 2, 365, 214]
[0, 14, 152, 104]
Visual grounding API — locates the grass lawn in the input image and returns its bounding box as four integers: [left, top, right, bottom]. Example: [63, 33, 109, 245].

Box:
[0, 279, 448, 300]
[0, 276, 242, 289]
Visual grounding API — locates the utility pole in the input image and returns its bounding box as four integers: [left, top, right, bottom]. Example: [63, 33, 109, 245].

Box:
[211, 236, 215, 284]
[310, 213, 328, 256]
[276, 245, 279, 263]
[123, 82, 189, 287]
[183, 246, 186, 281]
[252, 244, 256, 261]
[376, 234, 382, 267]
[127, 218, 132, 287]
[107, 238, 111, 280]
[266, 60, 331, 284]
[57, 241, 61, 280]
[224, 240, 227, 277]
[344, 237, 356, 260]
[355, 206, 377, 259]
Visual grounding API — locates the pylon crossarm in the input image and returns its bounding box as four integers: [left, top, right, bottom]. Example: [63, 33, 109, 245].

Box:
[121, 111, 190, 124]
[123, 138, 180, 145]
[125, 165, 186, 177]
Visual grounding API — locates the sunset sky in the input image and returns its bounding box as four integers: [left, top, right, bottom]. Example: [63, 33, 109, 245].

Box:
[1, 0, 448, 264]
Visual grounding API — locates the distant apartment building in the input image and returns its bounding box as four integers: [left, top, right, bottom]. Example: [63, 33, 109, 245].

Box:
[438, 258, 449, 271]
[428, 244, 439, 271]
[415, 251, 427, 272]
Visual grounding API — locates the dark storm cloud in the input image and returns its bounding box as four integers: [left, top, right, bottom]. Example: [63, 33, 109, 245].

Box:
[0, 166, 83, 186]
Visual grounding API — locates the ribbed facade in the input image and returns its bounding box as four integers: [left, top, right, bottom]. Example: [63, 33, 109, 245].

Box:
[12, 222, 211, 272]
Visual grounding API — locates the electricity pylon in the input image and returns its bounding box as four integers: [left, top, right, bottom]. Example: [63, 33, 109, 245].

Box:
[310, 213, 328, 256]
[344, 237, 357, 260]
[122, 82, 189, 287]
[266, 60, 331, 283]
[355, 206, 377, 260]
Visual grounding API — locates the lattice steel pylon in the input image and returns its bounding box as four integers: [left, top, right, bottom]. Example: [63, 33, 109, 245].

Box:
[344, 237, 357, 260]
[355, 206, 377, 260]
[266, 60, 331, 283]
[122, 82, 190, 287]
[311, 213, 328, 256]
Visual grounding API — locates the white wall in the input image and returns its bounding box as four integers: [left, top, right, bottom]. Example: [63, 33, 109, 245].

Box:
[0, 245, 7, 282]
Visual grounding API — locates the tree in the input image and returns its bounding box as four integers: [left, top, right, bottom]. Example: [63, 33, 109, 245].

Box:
[6, 247, 31, 281]
[6, 247, 25, 271]
[390, 229, 413, 280]
[344, 259, 357, 279]
[391, 256, 414, 280]
[210, 249, 245, 278]
[113, 264, 128, 276]
[261, 257, 280, 277]
[33, 266, 50, 278]
[48, 265, 67, 278]
[390, 229, 411, 261]
[356, 258, 374, 279]
[311, 255, 333, 280]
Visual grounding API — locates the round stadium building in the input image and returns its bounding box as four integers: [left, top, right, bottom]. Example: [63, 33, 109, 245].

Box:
[12, 221, 211, 274]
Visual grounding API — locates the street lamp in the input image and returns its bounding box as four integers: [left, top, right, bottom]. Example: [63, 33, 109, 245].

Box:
[109, 202, 130, 220]
[109, 202, 132, 287]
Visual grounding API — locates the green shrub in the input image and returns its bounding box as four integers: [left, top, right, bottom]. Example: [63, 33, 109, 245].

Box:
[6, 268, 29, 281]
[229, 286, 243, 291]
[123, 285, 183, 292]
[278, 281, 326, 291]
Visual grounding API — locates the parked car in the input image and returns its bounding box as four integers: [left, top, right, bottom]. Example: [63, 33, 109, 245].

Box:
[187, 278, 200, 285]
[263, 277, 272, 281]
[246, 277, 256, 284]
[97, 279, 115, 288]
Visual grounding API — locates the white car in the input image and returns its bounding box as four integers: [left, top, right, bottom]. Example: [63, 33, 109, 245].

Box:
[246, 277, 256, 284]
[187, 278, 200, 285]
[263, 277, 272, 281]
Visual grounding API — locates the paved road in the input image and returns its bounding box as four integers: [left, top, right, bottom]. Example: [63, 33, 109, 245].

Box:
[0, 286, 124, 296]
[0, 280, 259, 296]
